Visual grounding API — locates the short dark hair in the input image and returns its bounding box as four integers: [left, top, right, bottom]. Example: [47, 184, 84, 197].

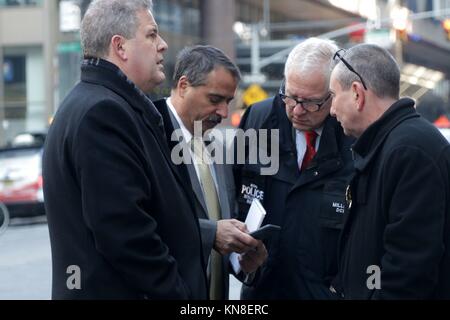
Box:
[172, 45, 241, 89]
[333, 44, 400, 99]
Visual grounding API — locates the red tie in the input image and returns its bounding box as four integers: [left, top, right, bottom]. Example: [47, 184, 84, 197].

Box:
[300, 130, 317, 170]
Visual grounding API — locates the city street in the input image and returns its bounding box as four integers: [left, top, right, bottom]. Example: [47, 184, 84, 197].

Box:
[0, 219, 241, 300]
[0, 220, 51, 299]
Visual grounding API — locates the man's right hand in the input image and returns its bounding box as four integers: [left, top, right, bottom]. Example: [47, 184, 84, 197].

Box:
[214, 219, 260, 255]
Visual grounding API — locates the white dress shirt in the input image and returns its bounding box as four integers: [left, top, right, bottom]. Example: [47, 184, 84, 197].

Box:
[166, 97, 219, 190]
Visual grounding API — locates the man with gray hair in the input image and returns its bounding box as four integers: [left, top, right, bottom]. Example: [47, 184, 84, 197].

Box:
[330, 43, 450, 299]
[234, 37, 354, 299]
[154, 45, 267, 300]
[43, 0, 208, 299]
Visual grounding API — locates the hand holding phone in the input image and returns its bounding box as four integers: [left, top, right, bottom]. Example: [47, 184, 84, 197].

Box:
[249, 224, 281, 240]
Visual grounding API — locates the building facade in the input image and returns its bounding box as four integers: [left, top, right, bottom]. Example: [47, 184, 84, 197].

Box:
[1, 0, 449, 145]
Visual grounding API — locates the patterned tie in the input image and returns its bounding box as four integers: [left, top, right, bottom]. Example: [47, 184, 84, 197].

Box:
[300, 130, 317, 170]
[191, 137, 223, 300]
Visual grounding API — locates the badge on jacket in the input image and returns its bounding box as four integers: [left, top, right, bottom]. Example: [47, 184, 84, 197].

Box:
[345, 184, 352, 210]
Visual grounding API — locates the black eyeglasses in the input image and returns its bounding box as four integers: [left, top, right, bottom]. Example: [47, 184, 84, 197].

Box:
[278, 81, 332, 112]
[333, 49, 367, 90]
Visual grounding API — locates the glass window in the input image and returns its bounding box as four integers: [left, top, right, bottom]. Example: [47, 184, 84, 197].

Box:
[153, 0, 200, 37]
[2, 54, 26, 144]
[1, 46, 46, 145]
[3, 55, 26, 121]
[0, 0, 42, 7]
[406, 0, 418, 13]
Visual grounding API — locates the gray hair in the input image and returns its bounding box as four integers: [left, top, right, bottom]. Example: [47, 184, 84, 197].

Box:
[172, 45, 241, 89]
[81, 0, 153, 58]
[332, 44, 400, 99]
[284, 37, 338, 87]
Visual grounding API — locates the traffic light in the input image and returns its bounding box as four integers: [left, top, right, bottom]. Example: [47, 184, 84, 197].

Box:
[391, 6, 410, 42]
[443, 19, 450, 41]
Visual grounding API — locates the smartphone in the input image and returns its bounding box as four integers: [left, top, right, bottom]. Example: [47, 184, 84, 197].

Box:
[249, 224, 281, 240]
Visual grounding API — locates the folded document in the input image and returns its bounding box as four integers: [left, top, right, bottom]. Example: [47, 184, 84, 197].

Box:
[229, 198, 266, 274]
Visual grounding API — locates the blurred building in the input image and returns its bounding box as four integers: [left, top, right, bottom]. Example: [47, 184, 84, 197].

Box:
[0, 0, 53, 145]
[235, 0, 450, 98]
[1, 0, 449, 145]
[0, 0, 204, 145]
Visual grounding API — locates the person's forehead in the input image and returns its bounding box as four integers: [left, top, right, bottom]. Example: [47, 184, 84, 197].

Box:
[205, 68, 237, 87]
[329, 71, 346, 93]
[329, 72, 338, 89]
[286, 71, 328, 97]
[138, 9, 157, 28]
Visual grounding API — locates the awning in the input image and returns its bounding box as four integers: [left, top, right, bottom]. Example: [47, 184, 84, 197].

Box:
[400, 63, 445, 100]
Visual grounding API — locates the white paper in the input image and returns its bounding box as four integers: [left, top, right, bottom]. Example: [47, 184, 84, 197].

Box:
[230, 198, 266, 274]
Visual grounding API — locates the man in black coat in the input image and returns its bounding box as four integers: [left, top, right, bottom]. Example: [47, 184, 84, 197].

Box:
[234, 38, 355, 299]
[330, 44, 450, 299]
[42, 0, 207, 299]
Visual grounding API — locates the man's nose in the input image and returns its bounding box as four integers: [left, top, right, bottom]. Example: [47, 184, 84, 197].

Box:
[158, 35, 168, 52]
[293, 103, 307, 115]
[330, 102, 336, 117]
[216, 103, 228, 119]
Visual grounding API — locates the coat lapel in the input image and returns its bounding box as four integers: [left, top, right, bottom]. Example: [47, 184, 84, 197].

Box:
[212, 147, 231, 220]
[82, 62, 179, 180]
[154, 99, 210, 217]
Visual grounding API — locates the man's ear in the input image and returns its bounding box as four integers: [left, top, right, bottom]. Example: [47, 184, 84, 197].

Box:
[176, 76, 189, 98]
[111, 35, 127, 60]
[351, 82, 365, 111]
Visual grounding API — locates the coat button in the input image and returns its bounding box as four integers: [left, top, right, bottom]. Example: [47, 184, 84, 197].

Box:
[314, 171, 319, 176]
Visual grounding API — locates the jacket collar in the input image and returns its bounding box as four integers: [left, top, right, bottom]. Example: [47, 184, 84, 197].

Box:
[293, 116, 346, 188]
[261, 94, 296, 153]
[262, 95, 346, 186]
[310, 116, 341, 164]
[352, 97, 417, 172]
[80, 58, 164, 131]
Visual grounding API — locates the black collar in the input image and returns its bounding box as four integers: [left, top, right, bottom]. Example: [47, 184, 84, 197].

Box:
[80, 57, 164, 129]
[352, 97, 417, 171]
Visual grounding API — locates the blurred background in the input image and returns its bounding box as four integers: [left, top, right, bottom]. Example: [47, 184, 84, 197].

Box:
[0, 0, 450, 144]
[0, 0, 449, 299]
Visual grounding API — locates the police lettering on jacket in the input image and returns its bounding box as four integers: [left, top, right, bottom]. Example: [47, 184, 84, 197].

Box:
[240, 183, 264, 205]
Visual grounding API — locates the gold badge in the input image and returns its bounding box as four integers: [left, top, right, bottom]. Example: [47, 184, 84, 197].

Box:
[345, 184, 352, 210]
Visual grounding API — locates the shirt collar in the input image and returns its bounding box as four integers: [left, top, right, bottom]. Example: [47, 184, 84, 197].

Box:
[166, 97, 193, 144]
[296, 126, 323, 137]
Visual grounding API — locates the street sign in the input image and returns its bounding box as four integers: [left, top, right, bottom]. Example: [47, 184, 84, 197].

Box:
[242, 74, 267, 84]
[57, 42, 81, 53]
[364, 29, 392, 49]
[242, 84, 268, 107]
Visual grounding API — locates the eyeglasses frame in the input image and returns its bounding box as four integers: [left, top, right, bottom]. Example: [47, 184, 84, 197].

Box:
[333, 48, 368, 90]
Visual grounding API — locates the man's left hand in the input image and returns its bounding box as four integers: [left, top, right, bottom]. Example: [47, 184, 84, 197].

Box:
[239, 240, 268, 274]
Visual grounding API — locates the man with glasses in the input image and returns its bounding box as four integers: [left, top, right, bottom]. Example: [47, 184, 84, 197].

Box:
[330, 43, 450, 299]
[233, 38, 354, 299]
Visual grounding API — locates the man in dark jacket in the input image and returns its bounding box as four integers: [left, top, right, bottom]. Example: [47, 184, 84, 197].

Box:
[42, 0, 207, 299]
[153, 45, 267, 300]
[234, 38, 355, 299]
[330, 44, 450, 299]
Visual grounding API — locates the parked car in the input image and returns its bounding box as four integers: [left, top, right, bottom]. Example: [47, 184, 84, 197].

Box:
[0, 132, 46, 218]
[438, 128, 450, 143]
